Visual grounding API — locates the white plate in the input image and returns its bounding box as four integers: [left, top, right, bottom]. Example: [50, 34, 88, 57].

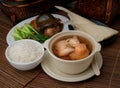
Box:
[6, 14, 69, 45]
[41, 52, 103, 82]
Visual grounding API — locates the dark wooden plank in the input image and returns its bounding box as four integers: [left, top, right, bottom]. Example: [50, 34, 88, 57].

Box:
[0, 9, 13, 27]
[26, 70, 57, 88]
[0, 70, 23, 88]
[101, 37, 120, 58]
[109, 50, 120, 88]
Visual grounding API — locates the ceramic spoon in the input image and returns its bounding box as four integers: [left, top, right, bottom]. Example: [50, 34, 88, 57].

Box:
[92, 53, 100, 76]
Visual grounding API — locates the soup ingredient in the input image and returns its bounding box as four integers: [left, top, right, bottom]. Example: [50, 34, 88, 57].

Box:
[30, 14, 63, 37]
[54, 35, 90, 60]
[12, 23, 49, 43]
[55, 6, 118, 42]
[69, 44, 90, 60]
[67, 36, 80, 47]
[44, 26, 61, 37]
[8, 41, 42, 63]
[54, 40, 74, 57]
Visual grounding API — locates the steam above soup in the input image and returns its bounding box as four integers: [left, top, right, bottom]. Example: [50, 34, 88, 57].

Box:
[52, 35, 92, 60]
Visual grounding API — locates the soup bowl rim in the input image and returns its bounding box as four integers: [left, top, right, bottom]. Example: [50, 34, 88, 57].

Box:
[44, 31, 101, 63]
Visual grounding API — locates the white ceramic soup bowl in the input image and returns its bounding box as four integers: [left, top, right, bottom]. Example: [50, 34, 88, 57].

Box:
[5, 39, 44, 71]
[44, 31, 101, 74]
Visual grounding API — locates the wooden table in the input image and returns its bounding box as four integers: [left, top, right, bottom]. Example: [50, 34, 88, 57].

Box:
[0, 6, 120, 88]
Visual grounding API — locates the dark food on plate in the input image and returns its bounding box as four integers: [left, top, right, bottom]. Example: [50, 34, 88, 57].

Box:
[30, 14, 63, 37]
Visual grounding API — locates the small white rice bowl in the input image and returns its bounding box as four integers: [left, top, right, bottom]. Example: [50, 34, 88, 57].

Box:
[5, 39, 44, 71]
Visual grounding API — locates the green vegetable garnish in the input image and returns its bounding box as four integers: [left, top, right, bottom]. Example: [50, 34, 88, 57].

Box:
[12, 23, 49, 43]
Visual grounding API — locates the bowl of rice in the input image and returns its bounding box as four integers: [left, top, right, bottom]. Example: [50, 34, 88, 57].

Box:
[5, 39, 44, 71]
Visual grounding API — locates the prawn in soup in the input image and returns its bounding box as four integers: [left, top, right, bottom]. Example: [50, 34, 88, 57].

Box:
[52, 35, 92, 60]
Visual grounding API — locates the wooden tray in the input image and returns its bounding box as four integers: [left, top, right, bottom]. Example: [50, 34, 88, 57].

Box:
[0, 0, 73, 24]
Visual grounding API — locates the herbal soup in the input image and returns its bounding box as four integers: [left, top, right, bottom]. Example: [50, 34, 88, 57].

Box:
[52, 35, 92, 60]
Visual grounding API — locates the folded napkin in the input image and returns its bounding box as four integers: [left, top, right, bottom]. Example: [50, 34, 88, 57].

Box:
[55, 6, 119, 42]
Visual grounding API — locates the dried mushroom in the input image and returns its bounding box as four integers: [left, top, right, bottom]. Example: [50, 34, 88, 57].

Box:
[30, 14, 63, 37]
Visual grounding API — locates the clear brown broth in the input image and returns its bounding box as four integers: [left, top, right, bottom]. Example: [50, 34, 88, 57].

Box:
[52, 35, 93, 60]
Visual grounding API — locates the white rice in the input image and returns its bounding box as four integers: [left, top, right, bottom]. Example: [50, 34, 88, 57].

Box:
[8, 41, 42, 63]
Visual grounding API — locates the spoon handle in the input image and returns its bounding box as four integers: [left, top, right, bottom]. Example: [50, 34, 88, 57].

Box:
[92, 53, 100, 76]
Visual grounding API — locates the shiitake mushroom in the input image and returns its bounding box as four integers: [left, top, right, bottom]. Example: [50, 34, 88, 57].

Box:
[30, 14, 63, 37]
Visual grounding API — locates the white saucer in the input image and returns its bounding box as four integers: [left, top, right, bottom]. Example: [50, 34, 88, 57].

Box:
[41, 52, 103, 82]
